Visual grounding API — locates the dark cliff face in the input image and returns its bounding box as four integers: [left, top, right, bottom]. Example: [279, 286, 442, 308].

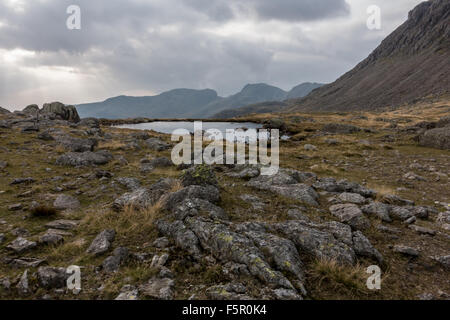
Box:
[289, 0, 450, 112]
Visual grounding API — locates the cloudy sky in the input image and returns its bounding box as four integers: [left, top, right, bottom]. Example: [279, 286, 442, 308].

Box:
[0, 0, 424, 110]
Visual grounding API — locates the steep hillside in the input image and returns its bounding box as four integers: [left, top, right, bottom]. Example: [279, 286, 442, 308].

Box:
[288, 0, 450, 112]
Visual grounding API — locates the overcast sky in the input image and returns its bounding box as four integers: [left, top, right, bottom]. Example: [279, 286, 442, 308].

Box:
[0, 0, 424, 110]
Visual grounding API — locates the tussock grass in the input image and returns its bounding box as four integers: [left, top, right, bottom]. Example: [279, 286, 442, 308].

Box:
[307, 258, 369, 296]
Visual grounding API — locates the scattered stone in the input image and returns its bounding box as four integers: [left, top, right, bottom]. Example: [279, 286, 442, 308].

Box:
[304, 144, 317, 151]
[361, 202, 392, 222]
[115, 177, 141, 191]
[87, 229, 116, 256]
[380, 194, 414, 206]
[389, 206, 414, 221]
[8, 203, 23, 211]
[144, 138, 171, 151]
[0, 233, 4, 244]
[37, 267, 68, 289]
[403, 172, 426, 181]
[11, 227, 30, 237]
[6, 237, 37, 254]
[393, 245, 419, 257]
[56, 151, 113, 167]
[39, 231, 64, 246]
[53, 194, 80, 211]
[181, 165, 218, 187]
[337, 192, 366, 204]
[329, 204, 370, 230]
[139, 277, 174, 300]
[102, 247, 130, 273]
[148, 157, 173, 168]
[10, 258, 46, 268]
[10, 177, 35, 185]
[206, 284, 253, 300]
[45, 220, 78, 230]
[153, 237, 170, 249]
[408, 225, 436, 236]
[431, 255, 450, 270]
[115, 285, 139, 300]
[240, 194, 266, 210]
[16, 270, 29, 296]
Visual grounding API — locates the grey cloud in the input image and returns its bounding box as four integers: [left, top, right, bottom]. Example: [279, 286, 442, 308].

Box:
[247, 0, 350, 22]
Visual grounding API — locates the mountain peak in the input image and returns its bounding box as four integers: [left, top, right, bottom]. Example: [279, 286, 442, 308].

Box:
[289, 0, 450, 112]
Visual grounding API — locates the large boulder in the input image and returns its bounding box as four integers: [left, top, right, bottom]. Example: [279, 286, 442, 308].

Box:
[419, 127, 450, 150]
[41, 102, 80, 123]
[22, 104, 39, 114]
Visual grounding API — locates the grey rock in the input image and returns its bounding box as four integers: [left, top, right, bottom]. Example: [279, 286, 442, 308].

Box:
[45, 220, 78, 230]
[272, 288, 302, 300]
[380, 194, 414, 206]
[329, 204, 370, 230]
[115, 285, 139, 300]
[270, 220, 356, 265]
[153, 237, 170, 249]
[0, 233, 4, 244]
[6, 237, 37, 254]
[172, 197, 228, 221]
[240, 194, 266, 210]
[41, 102, 80, 123]
[8, 203, 23, 211]
[56, 136, 97, 152]
[139, 277, 174, 300]
[206, 284, 253, 300]
[352, 231, 384, 264]
[304, 144, 317, 151]
[17, 270, 29, 296]
[37, 131, 55, 141]
[0, 160, 8, 170]
[113, 178, 176, 211]
[431, 255, 450, 270]
[338, 192, 366, 205]
[361, 202, 392, 222]
[87, 229, 116, 256]
[247, 171, 319, 206]
[11, 228, 30, 237]
[393, 245, 419, 257]
[226, 165, 260, 179]
[10, 177, 35, 185]
[148, 157, 173, 168]
[115, 177, 141, 191]
[53, 194, 80, 211]
[408, 225, 436, 236]
[56, 151, 113, 167]
[163, 185, 221, 212]
[389, 206, 414, 221]
[144, 138, 171, 151]
[39, 232, 64, 246]
[103, 247, 130, 273]
[186, 217, 294, 289]
[181, 165, 218, 187]
[10, 258, 46, 268]
[37, 267, 68, 289]
[157, 220, 202, 258]
[419, 127, 450, 150]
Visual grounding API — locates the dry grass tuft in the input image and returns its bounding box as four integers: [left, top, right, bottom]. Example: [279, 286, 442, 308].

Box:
[308, 258, 369, 294]
[30, 205, 57, 217]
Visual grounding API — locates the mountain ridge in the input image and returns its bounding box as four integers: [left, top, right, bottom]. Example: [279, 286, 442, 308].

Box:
[76, 82, 324, 119]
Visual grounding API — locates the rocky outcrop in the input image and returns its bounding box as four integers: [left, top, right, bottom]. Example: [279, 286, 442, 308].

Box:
[41, 102, 80, 123]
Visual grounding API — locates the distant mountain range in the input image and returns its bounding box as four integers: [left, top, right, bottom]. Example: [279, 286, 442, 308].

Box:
[288, 0, 450, 112]
[76, 82, 323, 119]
